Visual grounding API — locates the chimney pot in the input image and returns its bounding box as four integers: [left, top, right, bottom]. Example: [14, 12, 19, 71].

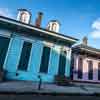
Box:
[35, 12, 43, 27]
[82, 36, 88, 45]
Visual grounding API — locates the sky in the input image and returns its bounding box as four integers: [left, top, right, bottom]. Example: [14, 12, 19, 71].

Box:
[0, 0, 100, 48]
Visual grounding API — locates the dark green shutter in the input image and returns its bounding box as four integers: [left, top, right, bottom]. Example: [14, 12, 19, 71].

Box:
[39, 46, 51, 73]
[58, 50, 66, 75]
[88, 60, 93, 80]
[78, 57, 83, 79]
[0, 36, 10, 70]
[18, 41, 32, 71]
[98, 63, 100, 80]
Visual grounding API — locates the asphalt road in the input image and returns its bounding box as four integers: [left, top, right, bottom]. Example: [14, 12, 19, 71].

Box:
[0, 94, 100, 100]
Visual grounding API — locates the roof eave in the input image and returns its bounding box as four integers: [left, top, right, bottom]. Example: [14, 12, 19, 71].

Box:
[0, 16, 78, 45]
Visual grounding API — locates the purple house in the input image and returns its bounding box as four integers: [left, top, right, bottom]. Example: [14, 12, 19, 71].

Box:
[71, 37, 100, 83]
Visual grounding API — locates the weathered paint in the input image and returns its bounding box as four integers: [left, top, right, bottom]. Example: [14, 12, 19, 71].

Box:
[0, 16, 78, 83]
[2, 32, 72, 83]
[48, 46, 60, 75]
[4, 34, 24, 72]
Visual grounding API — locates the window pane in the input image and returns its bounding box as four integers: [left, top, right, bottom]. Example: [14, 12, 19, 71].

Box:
[58, 50, 66, 75]
[18, 41, 32, 71]
[39, 46, 51, 73]
[0, 36, 10, 70]
[78, 57, 83, 79]
[88, 60, 93, 80]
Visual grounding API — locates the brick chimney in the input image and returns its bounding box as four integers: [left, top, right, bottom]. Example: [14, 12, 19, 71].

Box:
[82, 36, 88, 45]
[35, 12, 43, 27]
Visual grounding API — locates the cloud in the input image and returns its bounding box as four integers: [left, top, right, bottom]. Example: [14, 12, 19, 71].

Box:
[0, 8, 14, 18]
[91, 18, 100, 38]
[91, 30, 100, 38]
[92, 18, 100, 30]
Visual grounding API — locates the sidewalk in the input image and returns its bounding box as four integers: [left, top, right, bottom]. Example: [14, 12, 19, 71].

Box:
[0, 81, 100, 95]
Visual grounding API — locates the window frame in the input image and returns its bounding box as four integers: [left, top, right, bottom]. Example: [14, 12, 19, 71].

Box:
[98, 62, 100, 80]
[87, 60, 93, 80]
[0, 36, 10, 71]
[77, 56, 83, 79]
[58, 48, 67, 76]
[17, 41, 32, 71]
[39, 45, 51, 73]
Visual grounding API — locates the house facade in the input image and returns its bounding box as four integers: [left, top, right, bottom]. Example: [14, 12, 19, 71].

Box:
[0, 9, 77, 83]
[71, 37, 100, 83]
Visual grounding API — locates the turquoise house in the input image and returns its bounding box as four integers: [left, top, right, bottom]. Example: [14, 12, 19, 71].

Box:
[0, 13, 78, 83]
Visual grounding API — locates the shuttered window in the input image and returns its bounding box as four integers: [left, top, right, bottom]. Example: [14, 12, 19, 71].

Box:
[98, 63, 100, 80]
[78, 57, 83, 79]
[88, 60, 93, 80]
[58, 50, 67, 75]
[0, 36, 10, 70]
[18, 41, 32, 71]
[39, 46, 51, 73]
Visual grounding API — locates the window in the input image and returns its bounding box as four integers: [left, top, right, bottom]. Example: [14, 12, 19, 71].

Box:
[87, 60, 93, 80]
[78, 57, 83, 79]
[20, 12, 30, 23]
[52, 23, 57, 31]
[39, 46, 51, 73]
[18, 41, 32, 71]
[98, 63, 100, 80]
[0, 36, 10, 70]
[58, 50, 67, 75]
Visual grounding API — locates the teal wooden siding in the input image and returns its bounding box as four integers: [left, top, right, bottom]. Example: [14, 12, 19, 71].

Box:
[48, 47, 60, 75]
[45, 47, 60, 82]
[3, 33, 72, 82]
[65, 49, 71, 77]
[28, 40, 44, 81]
[4, 35, 24, 72]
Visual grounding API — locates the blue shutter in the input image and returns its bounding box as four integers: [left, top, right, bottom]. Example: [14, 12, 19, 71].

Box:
[4, 36, 24, 72]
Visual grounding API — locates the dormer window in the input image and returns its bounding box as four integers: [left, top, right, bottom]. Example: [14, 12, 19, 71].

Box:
[17, 9, 31, 24]
[47, 20, 60, 33]
[20, 12, 28, 22]
[51, 23, 57, 32]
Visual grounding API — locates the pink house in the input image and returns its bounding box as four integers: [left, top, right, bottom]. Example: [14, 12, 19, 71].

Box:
[71, 37, 100, 83]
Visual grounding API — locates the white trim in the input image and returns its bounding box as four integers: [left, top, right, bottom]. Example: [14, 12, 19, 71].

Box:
[0, 17, 77, 43]
[0, 34, 10, 38]
[43, 41, 54, 47]
[81, 48, 100, 55]
[0, 29, 11, 38]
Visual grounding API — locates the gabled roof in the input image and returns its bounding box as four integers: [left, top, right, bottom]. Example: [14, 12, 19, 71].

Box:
[72, 44, 100, 55]
[0, 16, 78, 46]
